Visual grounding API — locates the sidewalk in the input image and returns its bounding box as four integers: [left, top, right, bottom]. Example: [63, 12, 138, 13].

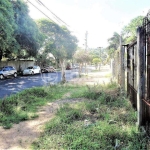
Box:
[69, 65, 112, 85]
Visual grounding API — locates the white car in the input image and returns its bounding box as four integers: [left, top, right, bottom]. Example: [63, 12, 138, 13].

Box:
[23, 66, 41, 75]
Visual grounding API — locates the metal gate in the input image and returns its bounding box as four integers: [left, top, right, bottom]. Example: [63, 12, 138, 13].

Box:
[127, 10, 150, 129]
[127, 41, 137, 109]
[142, 11, 150, 127]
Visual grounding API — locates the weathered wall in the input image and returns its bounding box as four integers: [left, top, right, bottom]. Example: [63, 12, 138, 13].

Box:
[0, 61, 35, 71]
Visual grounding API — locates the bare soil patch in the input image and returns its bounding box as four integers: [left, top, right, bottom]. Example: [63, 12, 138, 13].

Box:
[70, 65, 111, 85]
[0, 98, 86, 150]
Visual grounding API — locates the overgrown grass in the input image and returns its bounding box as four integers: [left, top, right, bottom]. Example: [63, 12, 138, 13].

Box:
[0, 82, 148, 149]
[32, 83, 148, 150]
[0, 84, 86, 129]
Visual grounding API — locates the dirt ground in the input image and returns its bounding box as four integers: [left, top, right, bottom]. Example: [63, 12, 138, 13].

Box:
[0, 65, 111, 150]
[70, 65, 111, 85]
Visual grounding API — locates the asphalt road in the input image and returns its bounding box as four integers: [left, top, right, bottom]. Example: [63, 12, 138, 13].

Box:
[0, 70, 79, 99]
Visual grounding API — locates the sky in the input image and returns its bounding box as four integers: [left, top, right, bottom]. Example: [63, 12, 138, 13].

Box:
[27, 0, 150, 49]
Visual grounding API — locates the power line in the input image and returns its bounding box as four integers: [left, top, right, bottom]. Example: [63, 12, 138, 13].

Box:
[36, 0, 69, 27]
[34, 0, 62, 24]
[26, 0, 56, 23]
[27, 0, 80, 41]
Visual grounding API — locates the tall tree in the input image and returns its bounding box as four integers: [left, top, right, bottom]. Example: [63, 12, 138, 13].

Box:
[107, 32, 123, 60]
[74, 49, 92, 75]
[122, 16, 143, 43]
[108, 32, 121, 50]
[37, 19, 78, 82]
[0, 0, 16, 60]
[11, 0, 43, 59]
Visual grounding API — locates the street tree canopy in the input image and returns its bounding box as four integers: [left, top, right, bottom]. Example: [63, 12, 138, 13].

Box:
[74, 49, 92, 64]
[0, 0, 43, 60]
[37, 19, 78, 82]
[12, 0, 44, 59]
[0, 0, 16, 60]
[37, 19, 78, 60]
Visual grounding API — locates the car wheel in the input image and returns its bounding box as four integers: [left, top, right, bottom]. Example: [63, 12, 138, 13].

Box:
[0, 74, 4, 80]
[14, 73, 17, 78]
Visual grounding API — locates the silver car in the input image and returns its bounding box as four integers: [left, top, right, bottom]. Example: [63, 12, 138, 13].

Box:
[0, 66, 17, 79]
[23, 66, 41, 75]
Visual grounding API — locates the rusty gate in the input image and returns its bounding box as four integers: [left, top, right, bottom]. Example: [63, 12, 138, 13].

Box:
[127, 41, 137, 109]
[142, 11, 150, 127]
[127, 10, 150, 129]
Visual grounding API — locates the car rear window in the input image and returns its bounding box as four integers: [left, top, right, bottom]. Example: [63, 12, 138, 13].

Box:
[27, 66, 33, 69]
[9, 66, 15, 70]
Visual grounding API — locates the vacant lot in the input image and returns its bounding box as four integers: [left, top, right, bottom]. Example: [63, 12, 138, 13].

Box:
[0, 65, 148, 150]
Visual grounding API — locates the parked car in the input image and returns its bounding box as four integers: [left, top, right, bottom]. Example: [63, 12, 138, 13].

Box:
[23, 66, 41, 75]
[66, 64, 71, 70]
[41, 66, 55, 73]
[72, 64, 79, 69]
[0, 66, 17, 79]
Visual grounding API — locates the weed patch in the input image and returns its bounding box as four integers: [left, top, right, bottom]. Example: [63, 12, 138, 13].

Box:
[0, 85, 82, 128]
[32, 83, 148, 150]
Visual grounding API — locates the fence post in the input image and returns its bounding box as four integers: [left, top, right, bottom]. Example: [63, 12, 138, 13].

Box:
[137, 27, 145, 126]
[117, 51, 120, 84]
[120, 45, 125, 90]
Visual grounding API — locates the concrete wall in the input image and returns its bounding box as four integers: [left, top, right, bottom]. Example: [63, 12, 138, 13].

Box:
[0, 60, 35, 71]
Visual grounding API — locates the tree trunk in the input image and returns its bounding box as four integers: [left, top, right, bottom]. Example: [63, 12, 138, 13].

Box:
[98, 63, 101, 70]
[0, 49, 3, 61]
[60, 59, 66, 83]
[84, 63, 88, 74]
[78, 63, 83, 77]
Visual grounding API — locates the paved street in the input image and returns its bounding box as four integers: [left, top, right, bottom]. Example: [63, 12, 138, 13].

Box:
[0, 70, 79, 99]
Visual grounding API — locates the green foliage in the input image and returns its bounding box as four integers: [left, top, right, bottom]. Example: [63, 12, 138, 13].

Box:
[92, 58, 101, 69]
[106, 47, 115, 59]
[56, 104, 84, 124]
[0, 0, 43, 60]
[37, 19, 78, 82]
[0, 82, 148, 149]
[107, 32, 123, 60]
[108, 32, 121, 50]
[0, 0, 16, 60]
[92, 58, 101, 64]
[69, 86, 87, 98]
[12, 0, 44, 59]
[36, 52, 55, 67]
[74, 49, 92, 64]
[122, 16, 143, 43]
[37, 19, 78, 60]
[0, 85, 75, 128]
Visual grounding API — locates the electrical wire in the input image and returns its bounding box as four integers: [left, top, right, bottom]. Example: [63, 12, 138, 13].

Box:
[27, 0, 79, 38]
[26, 0, 56, 23]
[36, 0, 69, 27]
[34, 0, 62, 24]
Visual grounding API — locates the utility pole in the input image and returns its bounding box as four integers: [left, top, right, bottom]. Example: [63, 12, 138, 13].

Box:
[98, 47, 102, 59]
[84, 31, 88, 74]
[85, 31, 88, 51]
[98, 47, 103, 70]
